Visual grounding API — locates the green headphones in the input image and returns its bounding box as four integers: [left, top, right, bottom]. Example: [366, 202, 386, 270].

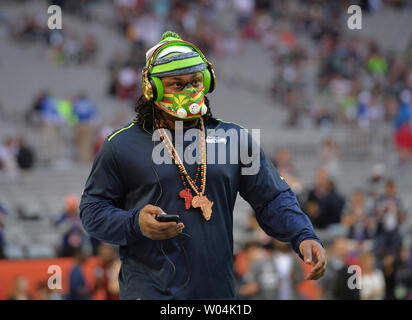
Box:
[142, 39, 216, 102]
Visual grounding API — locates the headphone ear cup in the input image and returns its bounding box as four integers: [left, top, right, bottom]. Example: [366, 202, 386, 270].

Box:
[203, 64, 215, 94]
[150, 76, 164, 102]
[203, 69, 211, 94]
[142, 70, 153, 101]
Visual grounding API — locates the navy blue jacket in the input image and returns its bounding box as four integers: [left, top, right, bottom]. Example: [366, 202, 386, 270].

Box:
[79, 117, 321, 299]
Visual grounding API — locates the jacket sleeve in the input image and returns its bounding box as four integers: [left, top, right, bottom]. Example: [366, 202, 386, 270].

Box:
[238, 129, 322, 259]
[79, 139, 146, 246]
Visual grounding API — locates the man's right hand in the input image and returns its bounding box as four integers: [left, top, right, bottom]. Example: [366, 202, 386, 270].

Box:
[138, 204, 184, 240]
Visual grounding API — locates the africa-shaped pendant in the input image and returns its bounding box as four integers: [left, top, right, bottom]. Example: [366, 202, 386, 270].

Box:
[179, 188, 193, 210]
[191, 194, 214, 221]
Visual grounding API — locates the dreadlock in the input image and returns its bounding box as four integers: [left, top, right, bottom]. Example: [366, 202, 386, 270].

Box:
[133, 95, 214, 131]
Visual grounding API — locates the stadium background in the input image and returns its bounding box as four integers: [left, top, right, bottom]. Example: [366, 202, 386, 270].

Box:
[0, 0, 412, 300]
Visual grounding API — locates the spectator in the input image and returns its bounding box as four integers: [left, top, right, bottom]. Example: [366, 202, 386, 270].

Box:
[56, 98, 77, 127]
[316, 182, 345, 229]
[237, 242, 270, 299]
[394, 89, 411, 130]
[15, 136, 35, 171]
[367, 48, 388, 75]
[234, 0, 255, 30]
[357, 90, 373, 129]
[269, 239, 304, 300]
[359, 252, 385, 300]
[305, 168, 345, 229]
[272, 148, 303, 195]
[93, 243, 121, 300]
[328, 237, 360, 300]
[392, 246, 412, 300]
[373, 180, 406, 259]
[36, 282, 52, 300]
[367, 163, 386, 203]
[305, 167, 330, 224]
[272, 147, 296, 176]
[116, 66, 139, 101]
[25, 91, 49, 127]
[67, 250, 92, 300]
[394, 122, 412, 163]
[382, 252, 397, 300]
[55, 194, 88, 257]
[8, 275, 31, 300]
[79, 33, 97, 64]
[72, 93, 99, 163]
[35, 280, 64, 300]
[320, 137, 342, 180]
[394, 90, 412, 163]
[342, 189, 375, 242]
[37, 94, 64, 164]
[0, 137, 18, 179]
[238, 241, 304, 300]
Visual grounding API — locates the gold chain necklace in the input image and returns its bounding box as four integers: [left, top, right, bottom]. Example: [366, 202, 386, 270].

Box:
[154, 117, 214, 221]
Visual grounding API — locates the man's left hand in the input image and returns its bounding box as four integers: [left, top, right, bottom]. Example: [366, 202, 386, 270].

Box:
[299, 239, 327, 280]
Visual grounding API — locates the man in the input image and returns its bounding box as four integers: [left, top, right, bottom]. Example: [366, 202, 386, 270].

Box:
[305, 167, 345, 229]
[72, 92, 99, 163]
[67, 249, 92, 300]
[326, 237, 360, 300]
[373, 179, 406, 259]
[80, 31, 326, 299]
[93, 243, 121, 300]
[56, 194, 88, 257]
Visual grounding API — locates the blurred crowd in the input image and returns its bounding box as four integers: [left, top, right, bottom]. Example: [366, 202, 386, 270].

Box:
[233, 147, 411, 300]
[250, 0, 412, 162]
[105, 0, 271, 103]
[0, 91, 103, 178]
[26, 91, 100, 164]
[2, 148, 410, 300]
[0, 0, 411, 172]
[0, 136, 35, 179]
[0, 243, 121, 300]
[0, 194, 121, 300]
[5, 11, 98, 66]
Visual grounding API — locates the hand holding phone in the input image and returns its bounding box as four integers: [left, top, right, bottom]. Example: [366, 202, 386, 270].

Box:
[138, 205, 184, 240]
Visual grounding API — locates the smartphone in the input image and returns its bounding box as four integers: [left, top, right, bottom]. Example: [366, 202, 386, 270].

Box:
[155, 214, 180, 223]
